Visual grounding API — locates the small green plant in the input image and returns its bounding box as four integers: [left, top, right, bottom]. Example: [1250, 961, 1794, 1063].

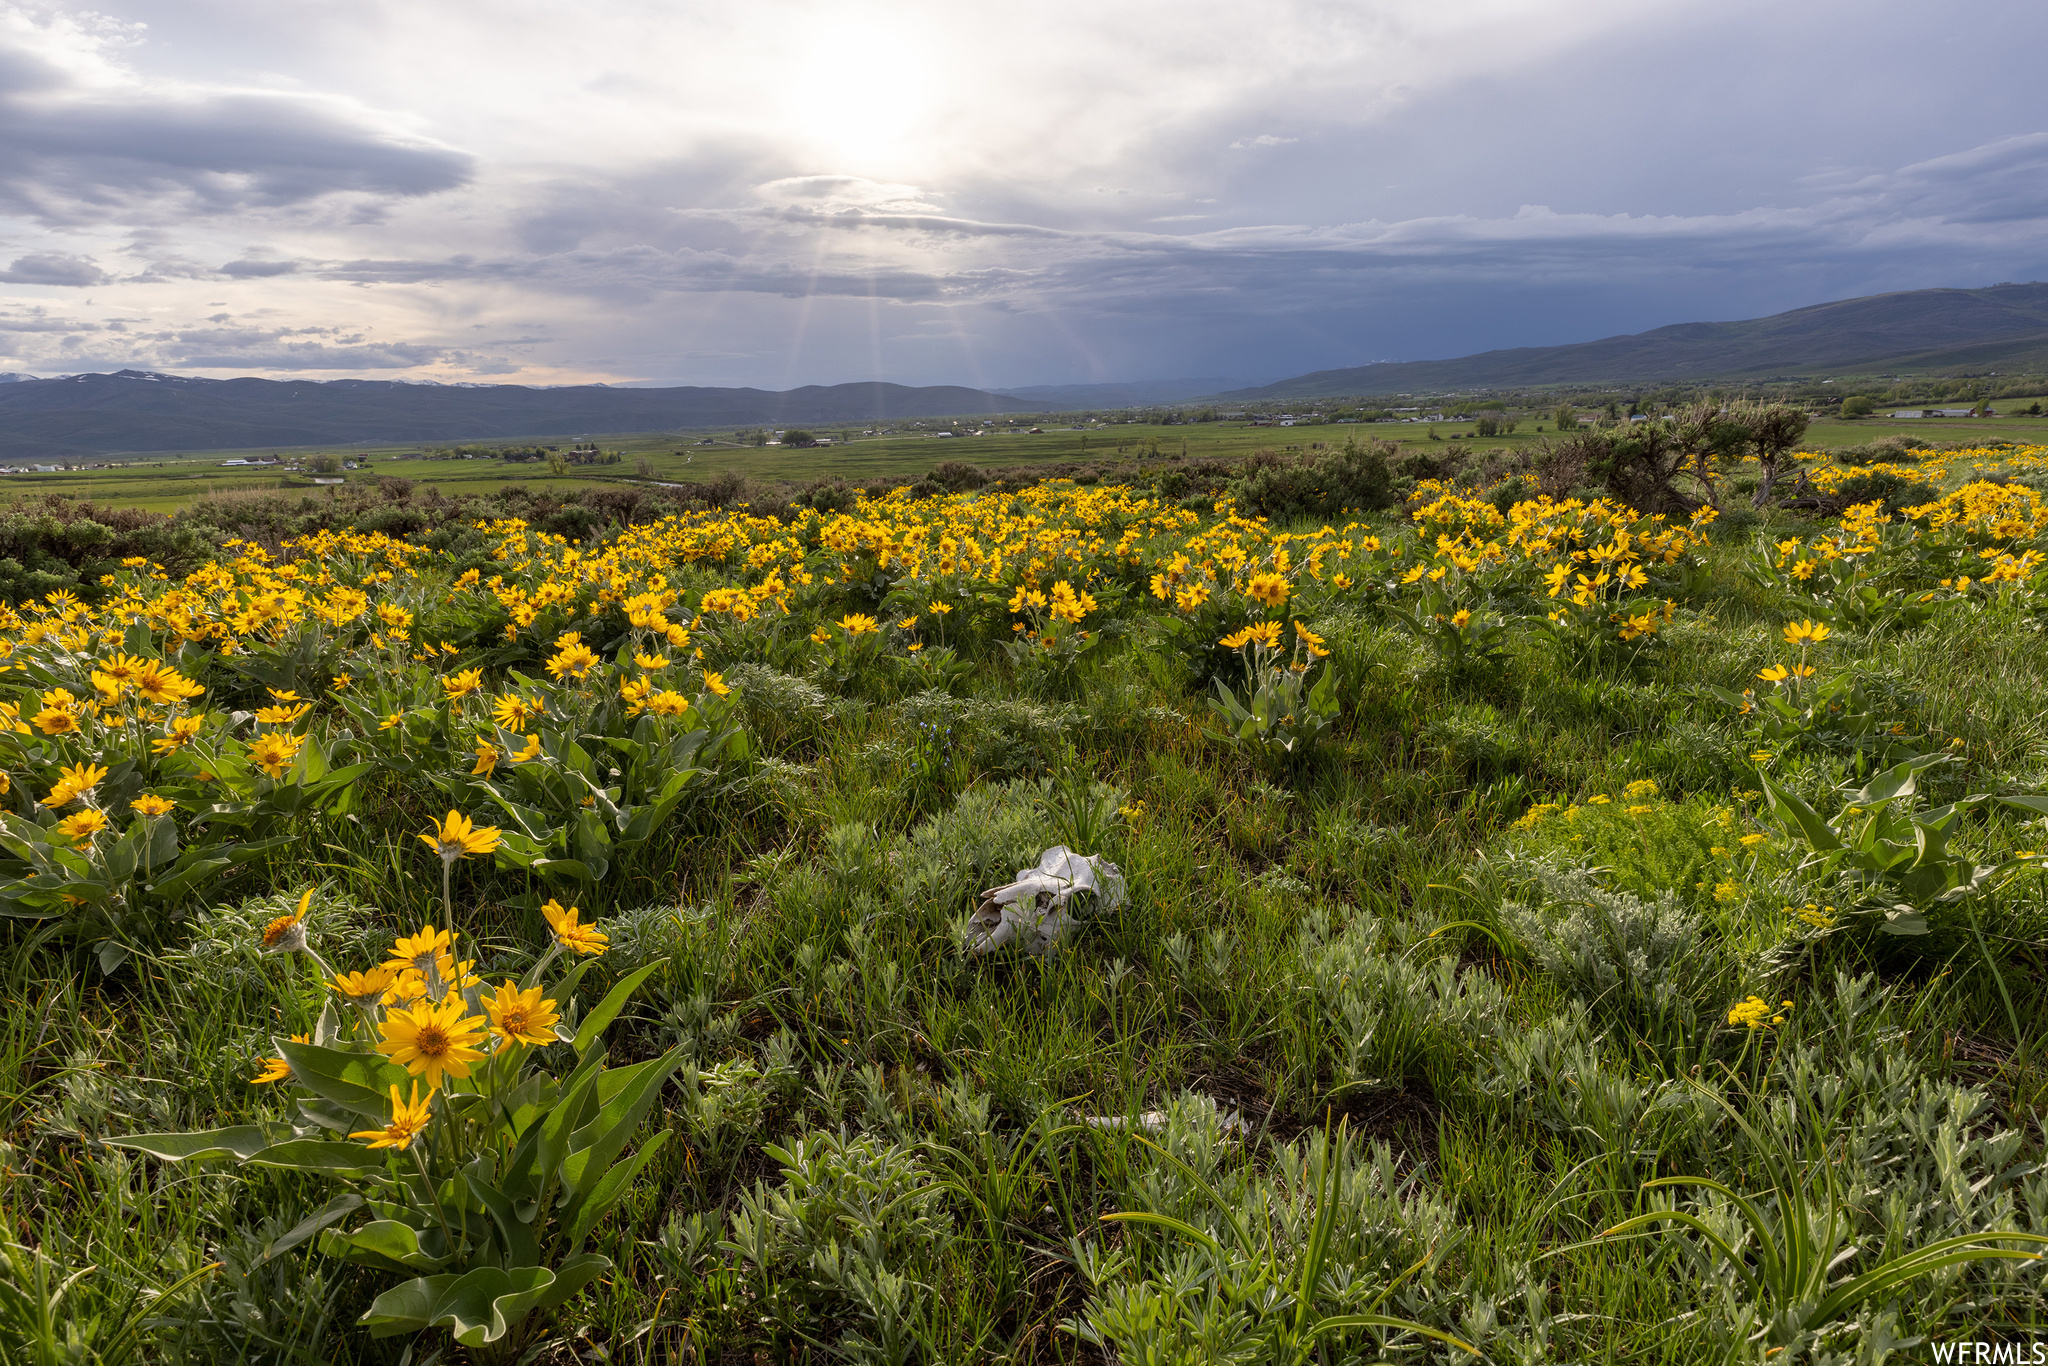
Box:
[1580, 1088, 2048, 1353]
[1074, 1117, 1478, 1362]
[1207, 619, 1339, 765]
[111, 895, 682, 1356]
[1758, 752, 2048, 1042]
[0, 1220, 218, 1366]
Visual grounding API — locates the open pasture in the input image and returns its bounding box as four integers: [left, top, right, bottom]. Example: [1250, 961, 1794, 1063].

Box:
[2, 440, 2047, 1362]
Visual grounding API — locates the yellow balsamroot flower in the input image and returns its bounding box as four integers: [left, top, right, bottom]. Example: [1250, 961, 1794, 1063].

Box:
[331, 964, 398, 1006]
[1450, 609, 1473, 630]
[152, 713, 205, 755]
[379, 711, 405, 732]
[41, 761, 109, 809]
[1758, 664, 1790, 683]
[261, 888, 314, 954]
[352, 1081, 435, 1151]
[386, 924, 455, 973]
[619, 674, 653, 714]
[542, 898, 609, 956]
[512, 731, 544, 762]
[1047, 580, 1097, 625]
[485, 980, 561, 1047]
[633, 652, 669, 671]
[381, 968, 429, 1009]
[701, 671, 731, 697]
[250, 1034, 308, 1085]
[440, 667, 484, 700]
[254, 701, 312, 726]
[645, 690, 688, 717]
[377, 999, 487, 1090]
[248, 730, 305, 779]
[809, 627, 832, 645]
[838, 613, 880, 637]
[1727, 995, 1789, 1029]
[1292, 621, 1328, 657]
[54, 809, 111, 847]
[130, 793, 175, 817]
[96, 653, 153, 687]
[546, 640, 600, 680]
[928, 600, 953, 615]
[134, 664, 203, 705]
[33, 705, 81, 736]
[420, 810, 502, 863]
[471, 742, 499, 777]
[1782, 619, 1830, 647]
[1175, 583, 1211, 611]
[491, 694, 538, 731]
[1246, 571, 1290, 608]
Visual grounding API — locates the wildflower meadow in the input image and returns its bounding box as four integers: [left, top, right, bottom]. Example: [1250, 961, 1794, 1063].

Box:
[4, 438, 2048, 1363]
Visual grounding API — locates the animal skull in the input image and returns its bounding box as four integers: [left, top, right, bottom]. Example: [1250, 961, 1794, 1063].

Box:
[967, 845, 1126, 955]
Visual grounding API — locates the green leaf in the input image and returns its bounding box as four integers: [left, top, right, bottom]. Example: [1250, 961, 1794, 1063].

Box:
[106, 1124, 293, 1163]
[256, 1194, 364, 1266]
[560, 1046, 689, 1221]
[245, 1139, 387, 1177]
[279, 1039, 409, 1117]
[571, 959, 666, 1057]
[1759, 773, 1842, 852]
[359, 1255, 610, 1346]
[565, 1130, 669, 1249]
[321, 1219, 458, 1273]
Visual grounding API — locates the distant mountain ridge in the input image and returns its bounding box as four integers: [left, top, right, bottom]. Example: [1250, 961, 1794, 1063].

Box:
[993, 377, 1265, 407]
[1220, 283, 2048, 400]
[0, 372, 1050, 458]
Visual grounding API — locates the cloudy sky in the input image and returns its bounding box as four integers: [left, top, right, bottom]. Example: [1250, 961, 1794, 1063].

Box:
[1, 0, 2045, 390]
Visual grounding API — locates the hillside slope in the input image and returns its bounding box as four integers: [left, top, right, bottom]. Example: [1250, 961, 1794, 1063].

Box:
[0, 372, 1048, 458]
[1221, 283, 2048, 399]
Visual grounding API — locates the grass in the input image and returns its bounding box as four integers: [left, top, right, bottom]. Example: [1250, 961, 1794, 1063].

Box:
[30, 410, 2048, 513]
[1, 466, 2046, 1363]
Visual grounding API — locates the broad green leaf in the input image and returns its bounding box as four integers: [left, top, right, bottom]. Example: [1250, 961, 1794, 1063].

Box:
[321, 1218, 457, 1272]
[279, 1039, 409, 1116]
[571, 959, 666, 1057]
[246, 1138, 387, 1177]
[359, 1255, 609, 1346]
[107, 1124, 293, 1163]
[566, 1130, 669, 1249]
[257, 1193, 363, 1265]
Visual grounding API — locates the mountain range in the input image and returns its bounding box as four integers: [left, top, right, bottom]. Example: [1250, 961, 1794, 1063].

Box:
[0, 374, 1048, 459]
[1217, 282, 2048, 399]
[3, 283, 2045, 457]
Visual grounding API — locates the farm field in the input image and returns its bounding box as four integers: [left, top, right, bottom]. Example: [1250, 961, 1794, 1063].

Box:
[20, 409, 2048, 513]
[3, 430, 2048, 1362]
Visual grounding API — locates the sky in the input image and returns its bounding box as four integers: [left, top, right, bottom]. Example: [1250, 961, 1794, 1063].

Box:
[1, 0, 2046, 391]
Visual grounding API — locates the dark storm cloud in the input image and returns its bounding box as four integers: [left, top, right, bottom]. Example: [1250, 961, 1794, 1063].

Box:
[0, 252, 108, 285]
[216, 258, 301, 278]
[0, 25, 474, 226]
